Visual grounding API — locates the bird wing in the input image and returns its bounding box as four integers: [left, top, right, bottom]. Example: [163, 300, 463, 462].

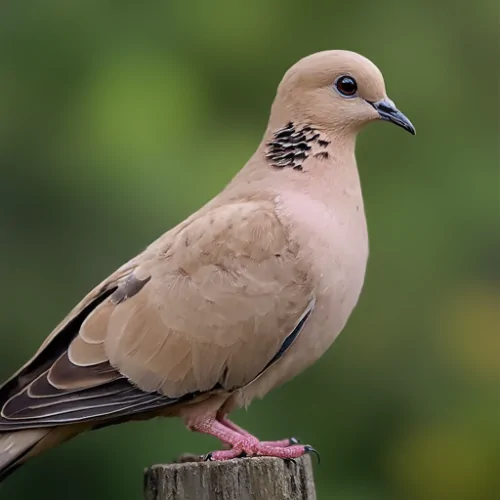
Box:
[0, 200, 314, 430]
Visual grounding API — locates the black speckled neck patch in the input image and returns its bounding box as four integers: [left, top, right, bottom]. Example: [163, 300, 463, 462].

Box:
[265, 122, 330, 171]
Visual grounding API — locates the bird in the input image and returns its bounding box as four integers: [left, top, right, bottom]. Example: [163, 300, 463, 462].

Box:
[0, 49, 415, 481]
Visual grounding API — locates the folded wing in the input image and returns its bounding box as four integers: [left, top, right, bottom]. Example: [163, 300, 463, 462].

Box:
[0, 201, 314, 430]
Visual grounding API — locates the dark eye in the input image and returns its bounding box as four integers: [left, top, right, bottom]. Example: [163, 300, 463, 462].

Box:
[335, 75, 358, 97]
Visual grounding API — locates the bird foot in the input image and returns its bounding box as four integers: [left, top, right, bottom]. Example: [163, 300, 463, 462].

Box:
[204, 437, 316, 461]
[261, 436, 300, 447]
[218, 416, 299, 448]
[190, 416, 318, 462]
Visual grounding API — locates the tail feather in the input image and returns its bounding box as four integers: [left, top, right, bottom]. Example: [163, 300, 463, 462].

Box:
[0, 429, 50, 482]
[0, 425, 87, 482]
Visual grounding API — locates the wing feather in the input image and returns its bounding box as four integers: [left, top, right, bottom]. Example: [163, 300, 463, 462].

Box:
[0, 200, 314, 430]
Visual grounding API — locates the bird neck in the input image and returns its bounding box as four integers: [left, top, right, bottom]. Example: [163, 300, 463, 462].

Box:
[262, 119, 361, 190]
[221, 120, 362, 212]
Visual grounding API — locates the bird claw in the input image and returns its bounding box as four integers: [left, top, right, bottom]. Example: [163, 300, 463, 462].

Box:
[288, 437, 300, 445]
[203, 452, 213, 461]
[304, 445, 320, 464]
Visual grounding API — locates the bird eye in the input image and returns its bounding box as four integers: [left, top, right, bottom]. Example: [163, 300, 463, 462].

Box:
[335, 76, 358, 97]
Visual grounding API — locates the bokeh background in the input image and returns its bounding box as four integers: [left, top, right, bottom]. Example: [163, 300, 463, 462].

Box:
[0, 1, 498, 499]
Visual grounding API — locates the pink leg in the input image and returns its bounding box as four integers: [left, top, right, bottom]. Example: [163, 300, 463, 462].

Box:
[218, 417, 252, 436]
[218, 416, 299, 448]
[190, 416, 318, 462]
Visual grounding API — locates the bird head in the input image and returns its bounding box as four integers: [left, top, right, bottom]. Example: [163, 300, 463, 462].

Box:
[271, 50, 415, 136]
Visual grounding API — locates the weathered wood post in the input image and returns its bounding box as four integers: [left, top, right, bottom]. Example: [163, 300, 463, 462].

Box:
[144, 454, 317, 500]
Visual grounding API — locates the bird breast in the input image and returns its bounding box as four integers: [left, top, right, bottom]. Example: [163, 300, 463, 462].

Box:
[277, 187, 369, 316]
[233, 187, 369, 407]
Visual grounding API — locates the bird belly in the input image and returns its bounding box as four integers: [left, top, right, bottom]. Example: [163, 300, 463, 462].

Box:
[236, 191, 369, 406]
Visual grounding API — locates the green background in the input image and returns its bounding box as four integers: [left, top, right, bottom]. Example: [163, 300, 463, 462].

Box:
[0, 1, 498, 499]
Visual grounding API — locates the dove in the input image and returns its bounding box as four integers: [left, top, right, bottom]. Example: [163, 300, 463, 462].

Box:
[0, 49, 415, 481]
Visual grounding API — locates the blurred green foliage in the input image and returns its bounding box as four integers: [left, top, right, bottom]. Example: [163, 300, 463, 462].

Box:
[0, 1, 498, 499]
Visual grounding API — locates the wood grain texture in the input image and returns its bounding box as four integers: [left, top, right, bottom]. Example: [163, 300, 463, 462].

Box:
[144, 455, 316, 500]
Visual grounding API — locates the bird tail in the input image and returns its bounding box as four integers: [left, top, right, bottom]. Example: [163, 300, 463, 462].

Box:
[0, 429, 51, 482]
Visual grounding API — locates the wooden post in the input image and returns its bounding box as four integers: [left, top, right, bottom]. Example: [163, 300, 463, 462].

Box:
[144, 454, 317, 500]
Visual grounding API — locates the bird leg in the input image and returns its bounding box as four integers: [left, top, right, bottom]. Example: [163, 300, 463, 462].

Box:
[189, 416, 317, 461]
[218, 416, 299, 448]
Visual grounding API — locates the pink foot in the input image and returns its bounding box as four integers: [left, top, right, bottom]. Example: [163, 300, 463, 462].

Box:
[206, 440, 318, 462]
[189, 416, 319, 462]
[262, 437, 301, 447]
[218, 417, 300, 448]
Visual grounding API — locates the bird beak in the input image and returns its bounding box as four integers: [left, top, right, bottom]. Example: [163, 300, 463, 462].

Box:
[369, 99, 416, 135]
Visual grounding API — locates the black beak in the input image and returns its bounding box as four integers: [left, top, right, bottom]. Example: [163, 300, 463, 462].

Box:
[370, 99, 416, 135]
